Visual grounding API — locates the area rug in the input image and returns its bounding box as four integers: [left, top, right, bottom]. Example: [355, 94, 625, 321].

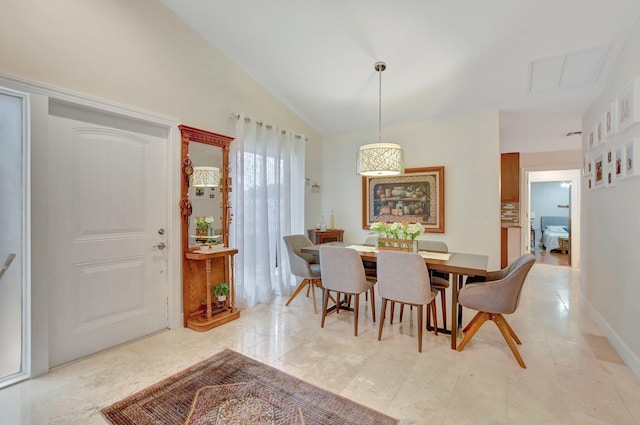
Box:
[101, 348, 399, 425]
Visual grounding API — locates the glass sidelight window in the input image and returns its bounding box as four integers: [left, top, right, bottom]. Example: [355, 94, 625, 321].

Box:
[0, 87, 30, 387]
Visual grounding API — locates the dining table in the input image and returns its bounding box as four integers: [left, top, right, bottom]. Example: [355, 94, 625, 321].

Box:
[301, 242, 489, 349]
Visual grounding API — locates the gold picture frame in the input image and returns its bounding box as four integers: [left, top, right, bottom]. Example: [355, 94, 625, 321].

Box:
[362, 166, 445, 233]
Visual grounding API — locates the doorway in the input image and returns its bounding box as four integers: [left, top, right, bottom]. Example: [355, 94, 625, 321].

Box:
[0, 87, 30, 388]
[524, 169, 581, 268]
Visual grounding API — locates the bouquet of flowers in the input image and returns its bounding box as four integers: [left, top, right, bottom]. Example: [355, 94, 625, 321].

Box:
[195, 216, 214, 228]
[370, 221, 424, 240]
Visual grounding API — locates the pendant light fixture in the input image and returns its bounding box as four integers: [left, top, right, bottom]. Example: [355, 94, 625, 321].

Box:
[356, 61, 404, 176]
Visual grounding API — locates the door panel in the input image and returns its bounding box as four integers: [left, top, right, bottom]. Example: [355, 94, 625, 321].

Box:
[48, 109, 168, 367]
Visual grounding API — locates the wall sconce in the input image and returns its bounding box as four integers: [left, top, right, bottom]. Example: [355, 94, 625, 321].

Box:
[192, 166, 220, 187]
[311, 183, 321, 193]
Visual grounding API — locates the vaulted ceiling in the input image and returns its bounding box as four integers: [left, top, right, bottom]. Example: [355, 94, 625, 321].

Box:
[160, 0, 640, 152]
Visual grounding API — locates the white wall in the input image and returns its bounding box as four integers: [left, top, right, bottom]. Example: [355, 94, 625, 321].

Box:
[0, 0, 322, 375]
[582, 15, 640, 376]
[0, 0, 323, 230]
[321, 111, 501, 270]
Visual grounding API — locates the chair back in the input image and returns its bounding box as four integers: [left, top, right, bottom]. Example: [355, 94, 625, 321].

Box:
[417, 239, 448, 253]
[283, 235, 318, 279]
[319, 246, 369, 294]
[363, 236, 378, 246]
[458, 254, 535, 314]
[376, 251, 432, 305]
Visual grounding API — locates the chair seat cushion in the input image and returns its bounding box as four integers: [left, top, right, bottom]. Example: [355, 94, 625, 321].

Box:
[310, 263, 322, 276]
[431, 276, 449, 288]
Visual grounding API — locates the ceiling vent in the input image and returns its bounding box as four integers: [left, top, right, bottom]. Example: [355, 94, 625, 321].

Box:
[528, 45, 609, 92]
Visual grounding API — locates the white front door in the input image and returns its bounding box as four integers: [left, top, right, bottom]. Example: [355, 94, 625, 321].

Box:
[47, 102, 169, 367]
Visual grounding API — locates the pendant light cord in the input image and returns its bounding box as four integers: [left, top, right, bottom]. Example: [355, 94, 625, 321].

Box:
[378, 65, 382, 144]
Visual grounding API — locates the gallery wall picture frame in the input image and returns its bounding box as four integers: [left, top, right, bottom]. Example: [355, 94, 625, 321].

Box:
[594, 154, 604, 188]
[588, 129, 595, 150]
[604, 102, 616, 138]
[624, 138, 640, 178]
[362, 166, 445, 233]
[583, 155, 592, 176]
[614, 147, 624, 180]
[596, 120, 604, 145]
[616, 77, 640, 133]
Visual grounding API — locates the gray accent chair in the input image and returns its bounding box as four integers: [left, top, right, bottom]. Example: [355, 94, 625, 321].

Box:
[319, 246, 376, 336]
[456, 254, 535, 368]
[283, 235, 323, 314]
[376, 251, 439, 352]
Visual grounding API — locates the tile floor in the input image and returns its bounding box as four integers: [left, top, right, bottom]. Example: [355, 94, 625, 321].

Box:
[1, 264, 639, 425]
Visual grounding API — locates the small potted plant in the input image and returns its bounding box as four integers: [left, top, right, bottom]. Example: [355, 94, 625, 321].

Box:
[212, 282, 229, 302]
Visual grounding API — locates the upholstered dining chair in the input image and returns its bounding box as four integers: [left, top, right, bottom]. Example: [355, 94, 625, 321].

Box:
[362, 236, 378, 283]
[319, 245, 376, 336]
[456, 254, 535, 368]
[377, 251, 439, 352]
[283, 235, 323, 314]
[418, 239, 450, 328]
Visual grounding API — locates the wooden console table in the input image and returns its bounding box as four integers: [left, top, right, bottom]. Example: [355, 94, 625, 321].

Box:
[307, 229, 344, 244]
[184, 248, 239, 331]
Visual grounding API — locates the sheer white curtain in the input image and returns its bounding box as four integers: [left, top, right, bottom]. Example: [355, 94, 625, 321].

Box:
[230, 114, 305, 308]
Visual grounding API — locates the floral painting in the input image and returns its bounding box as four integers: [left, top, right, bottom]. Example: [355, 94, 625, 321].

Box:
[362, 166, 444, 233]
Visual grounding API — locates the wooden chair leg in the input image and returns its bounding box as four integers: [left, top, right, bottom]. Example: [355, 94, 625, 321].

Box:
[321, 288, 330, 328]
[463, 309, 483, 333]
[378, 299, 387, 341]
[354, 294, 360, 336]
[439, 288, 447, 329]
[390, 302, 395, 324]
[369, 287, 376, 323]
[493, 314, 526, 368]
[457, 311, 489, 352]
[306, 282, 311, 297]
[399, 303, 404, 322]
[430, 299, 438, 336]
[310, 279, 318, 314]
[285, 278, 310, 307]
[418, 304, 423, 352]
[498, 313, 522, 344]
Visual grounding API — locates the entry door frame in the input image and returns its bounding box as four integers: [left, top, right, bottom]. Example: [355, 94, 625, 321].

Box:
[0, 73, 182, 376]
[0, 86, 31, 388]
[522, 167, 581, 268]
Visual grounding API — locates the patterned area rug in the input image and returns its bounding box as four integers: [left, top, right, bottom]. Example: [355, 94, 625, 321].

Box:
[101, 348, 399, 425]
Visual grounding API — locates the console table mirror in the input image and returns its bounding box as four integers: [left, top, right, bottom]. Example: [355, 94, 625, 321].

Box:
[179, 125, 239, 330]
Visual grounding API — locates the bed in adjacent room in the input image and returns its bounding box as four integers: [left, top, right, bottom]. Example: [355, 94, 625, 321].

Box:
[540, 216, 569, 252]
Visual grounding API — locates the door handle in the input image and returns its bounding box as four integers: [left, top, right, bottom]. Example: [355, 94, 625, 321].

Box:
[153, 242, 167, 250]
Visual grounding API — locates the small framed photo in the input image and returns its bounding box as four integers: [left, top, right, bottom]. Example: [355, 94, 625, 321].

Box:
[195, 187, 205, 197]
[588, 129, 595, 150]
[626, 139, 639, 177]
[594, 155, 604, 188]
[617, 78, 640, 133]
[604, 102, 616, 137]
[583, 155, 592, 176]
[596, 120, 604, 145]
[587, 176, 593, 190]
[614, 147, 624, 179]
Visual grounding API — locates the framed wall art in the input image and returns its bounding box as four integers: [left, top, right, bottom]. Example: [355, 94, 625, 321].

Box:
[362, 166, 445, 233]
[594, 155, 604, 188]
[596, 119, 603, 145]
[614, 147, 624, 180]
[604, 102, 616, 138]
[587, 129, 595, 150]
[616, 77, 640, 133]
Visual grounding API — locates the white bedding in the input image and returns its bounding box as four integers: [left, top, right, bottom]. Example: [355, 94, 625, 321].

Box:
[542, 228, 569, 251]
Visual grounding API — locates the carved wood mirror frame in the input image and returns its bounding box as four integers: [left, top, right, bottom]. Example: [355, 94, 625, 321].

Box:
[178, 125, 233, 252]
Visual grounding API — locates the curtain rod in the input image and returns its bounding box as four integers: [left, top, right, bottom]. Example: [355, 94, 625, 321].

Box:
[230, 113, 308, 141]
